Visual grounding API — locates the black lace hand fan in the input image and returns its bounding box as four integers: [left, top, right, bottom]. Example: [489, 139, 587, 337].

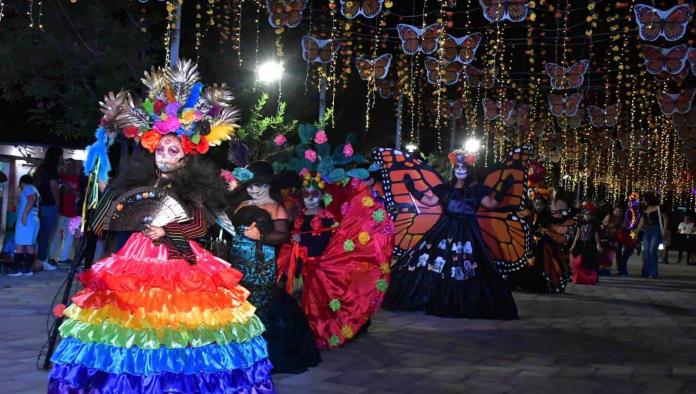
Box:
[103, 186, 190, 231]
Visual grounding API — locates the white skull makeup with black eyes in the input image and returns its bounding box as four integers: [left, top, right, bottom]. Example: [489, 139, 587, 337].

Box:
[155, 135, 186, 173]
[533, 198, 547, 212]
[302, 186, 322, 209]
[246, 183, 271, 201]
[453, 161, 468, 180]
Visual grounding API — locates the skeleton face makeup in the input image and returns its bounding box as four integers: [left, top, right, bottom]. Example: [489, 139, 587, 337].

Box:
[155, 135, 186, 173]
[533, 198, 547, 212]
[246, 183, 271, 201]
[302, 187, 322, 209]
[453, 162, 469, 180]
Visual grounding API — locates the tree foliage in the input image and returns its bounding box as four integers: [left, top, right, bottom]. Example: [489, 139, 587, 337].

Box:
[0, 1, 164, 138]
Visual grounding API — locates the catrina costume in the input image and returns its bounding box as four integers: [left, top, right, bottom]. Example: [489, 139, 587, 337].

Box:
[375, 146, 531, 319]
[222, 161, 321, 374]
[571, 202, 601, 285]
[277, 168, 393, 349]
[48, 60, 275, 393]
[508, 163, 572, 293]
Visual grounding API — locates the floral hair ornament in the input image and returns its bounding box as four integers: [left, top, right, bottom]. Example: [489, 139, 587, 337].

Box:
[528, 161, 546, 188]
[529, 186, 551, 201]
[448, 149, 477, 167]
[232, 167, 254, 182]
[581, 201, 598, 215]
[302, 171, 326, 190]
[111, 59, 240, 155]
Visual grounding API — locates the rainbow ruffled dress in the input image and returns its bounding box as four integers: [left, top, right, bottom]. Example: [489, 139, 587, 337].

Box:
[48, 233, 275, 393]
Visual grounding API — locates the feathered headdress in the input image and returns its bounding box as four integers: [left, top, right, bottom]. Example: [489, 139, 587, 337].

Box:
[447, 149, 477, 167]
[113, 59, 240, 155]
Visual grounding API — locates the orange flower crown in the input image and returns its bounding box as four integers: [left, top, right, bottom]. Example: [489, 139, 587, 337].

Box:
[448, 149, 477, 167]
[529, 186, 551, 201]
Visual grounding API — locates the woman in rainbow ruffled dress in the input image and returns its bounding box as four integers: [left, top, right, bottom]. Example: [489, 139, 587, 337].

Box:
[48, 60, 276, 393]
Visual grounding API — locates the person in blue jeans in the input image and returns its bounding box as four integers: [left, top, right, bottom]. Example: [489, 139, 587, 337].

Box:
[636, 193, 666, 279]
[34, 146, 63, 271]
[8, 175, 40, 277]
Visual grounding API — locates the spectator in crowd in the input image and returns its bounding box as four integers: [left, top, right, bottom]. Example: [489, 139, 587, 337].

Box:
[677, 213, 695, 264]
[8, 175, 40, 277]
[34, 146, 63, 271]
[48, 159, 81, 265]
[635, 192, 667, 278]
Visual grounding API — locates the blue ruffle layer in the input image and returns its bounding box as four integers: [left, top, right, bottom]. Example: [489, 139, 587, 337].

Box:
[48, 359, 275, 394]
[51, 336, 269, 375]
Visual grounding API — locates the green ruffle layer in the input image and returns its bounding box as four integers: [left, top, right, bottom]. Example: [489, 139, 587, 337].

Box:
[59, 315, 266, 349]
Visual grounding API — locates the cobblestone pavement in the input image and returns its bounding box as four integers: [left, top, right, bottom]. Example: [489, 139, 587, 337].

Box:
[1, 254, 696, 393]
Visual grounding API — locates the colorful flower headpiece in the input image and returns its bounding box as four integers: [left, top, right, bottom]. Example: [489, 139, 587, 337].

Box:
[581, 201, 598, 214]
[529, 186, 551, 202]
[301, 170, 326, 190]
[448, 149, 477, 167]
[108, 59, 240, 156]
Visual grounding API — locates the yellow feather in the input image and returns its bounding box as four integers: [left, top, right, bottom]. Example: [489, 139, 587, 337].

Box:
[206, 124, 236, 146]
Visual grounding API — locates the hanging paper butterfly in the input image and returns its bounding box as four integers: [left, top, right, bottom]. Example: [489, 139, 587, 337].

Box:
[444, 98, 465, 120]
[672, 107, 696, 151]
[688, 47, 696, 76]
[441, 32, 483, 64]
[301, 36, 341, 63]
[377, 79, 401, 99]
[633, 4, 692, 42]
[396, 24, 442, 56]
[478, 145, 532, 273]
[547, 93, 583, 117]
[503, 103, 529, 128]
[371, 148, 444, 256]
[654, 68, 689, 82]
[587, 104, 621, 128]
[545, 60, 590, 90]
[556, 108, 585, 129]
[478, 0, 530, 23]
[657, 89, 696, 116]
[340, 0, 383, 19]
[424, 57, 464, 85]
[354, 54, 392, 81]
[482, 98, 516, 121]
[266, 0, 307, 29]
[463, 66, 497, 88]
[643, 44, 688, 75]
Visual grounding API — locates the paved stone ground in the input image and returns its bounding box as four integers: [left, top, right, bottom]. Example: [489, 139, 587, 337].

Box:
[1, 253, 696, 393]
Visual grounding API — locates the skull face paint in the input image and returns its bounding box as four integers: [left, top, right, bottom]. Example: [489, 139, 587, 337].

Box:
[533, 198, 547, 212]
[302, 186, 322, 209]
[155, 135, 186, 173]
[453, 162, 469, 180]
[246, 183, 271, 201]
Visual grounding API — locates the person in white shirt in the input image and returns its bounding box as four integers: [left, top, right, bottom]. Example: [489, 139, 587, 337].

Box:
[677, 214, 694, 264]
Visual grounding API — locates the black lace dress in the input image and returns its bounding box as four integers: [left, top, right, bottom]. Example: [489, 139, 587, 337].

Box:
[383, 184, 518, 319]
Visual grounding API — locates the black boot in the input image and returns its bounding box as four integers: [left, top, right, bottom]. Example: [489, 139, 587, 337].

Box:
[8, 253, 24, 276]
[22, 253, 35, 276]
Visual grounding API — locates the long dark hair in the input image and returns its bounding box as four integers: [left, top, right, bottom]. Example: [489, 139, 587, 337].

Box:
[34, 146, 63, 186]
[642, 192, 658, 207]
[448, 164, 478, 188]
[231, 205, 273, 264]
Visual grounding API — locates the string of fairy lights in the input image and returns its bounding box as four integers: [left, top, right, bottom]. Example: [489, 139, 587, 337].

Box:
[3, 0, 695, 208]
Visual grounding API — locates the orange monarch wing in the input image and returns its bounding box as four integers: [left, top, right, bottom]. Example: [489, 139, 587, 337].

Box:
[654, 68, 688, 82]
[372, 53, 392, 79]
[482, 97, 500, 120]
[360, 0, 383, 18]
[301, 35, 320, 61]
[354, 57, 374, 80]
[658, 89, 695, 115]
[663, 45, 688, 74]
[662, 5, 691, 41]
[604, 103, 621, 127]
[565, 59, 590, 89]
[447, 98, 465, 119]
[479, 0, 506, 22]
[372, 147, 444, 256]
[441, 34, 460, 63]
[478, 145, 532, 272]
[421, 23, 442, 55]
[396, 24, 422, 55]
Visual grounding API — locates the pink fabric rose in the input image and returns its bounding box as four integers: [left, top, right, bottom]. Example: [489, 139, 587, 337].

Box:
[342, 143, 353, 157]
[314, 130, 328, 144]
[299, 168, 310, 176]
[274, 134, 287, 146]
[154, 115, 181, 134]
[341, 202, 351, 215]
[304, 149, 318, 162]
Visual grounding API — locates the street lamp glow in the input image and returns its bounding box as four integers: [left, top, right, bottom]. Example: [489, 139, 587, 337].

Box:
[405, 143, 418, 153]
[463, 138, 481, 153]
[257, 61, 284, 84]
[562, 174, 571, 180]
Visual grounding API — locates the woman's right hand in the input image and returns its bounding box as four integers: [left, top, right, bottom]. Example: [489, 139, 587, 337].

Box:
[244, 222, 262, 241]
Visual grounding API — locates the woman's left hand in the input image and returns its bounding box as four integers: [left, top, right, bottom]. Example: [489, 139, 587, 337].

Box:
[144, 225, 165, 240]
[244, 222, 262, 241]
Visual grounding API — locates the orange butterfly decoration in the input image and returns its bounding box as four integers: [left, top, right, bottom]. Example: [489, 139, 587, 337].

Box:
[463, 65, 497, 88]
[377, 78, 401, 100]
[266, 0, 307, 28]
[445, 98, 465, 120]
[503, 103, 529, 128]
[482, 98, 515, 121]
[547, 93, 583, 117]
[643, 44, 688, 75]
[479, 0, 530, 23]
[545, 60, 590, 90]
[657, 89, 695, 116]
[587, 103, 621, 128]
[424, 57, 464, 85]
[441, 32, 483, 64]
[371, 148, 444, 256]
[301, 35, 341, 63]
[634, 4, 692, 42]
[396, 24, 442, 55]
[654, 68, 689, 82]
[556, 108, 585, 129]
[354, 54, 392, 81]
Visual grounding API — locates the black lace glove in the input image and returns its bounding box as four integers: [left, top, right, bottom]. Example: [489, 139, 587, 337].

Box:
[403, 174, 425, 200]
